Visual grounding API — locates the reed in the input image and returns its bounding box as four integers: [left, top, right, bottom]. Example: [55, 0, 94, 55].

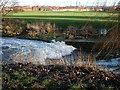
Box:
[94, 10, 120, 60]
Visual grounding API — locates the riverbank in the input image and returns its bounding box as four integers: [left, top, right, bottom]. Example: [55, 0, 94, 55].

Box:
[2, 63, 120, 90]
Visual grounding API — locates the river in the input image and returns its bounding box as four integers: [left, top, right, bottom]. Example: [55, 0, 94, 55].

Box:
[1, 37, 120, 74]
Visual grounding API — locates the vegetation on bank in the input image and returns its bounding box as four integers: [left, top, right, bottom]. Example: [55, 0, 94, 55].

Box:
[2, 11, 118, 40]
[2, 63, 120, 90]
[2, 19, 64, 39]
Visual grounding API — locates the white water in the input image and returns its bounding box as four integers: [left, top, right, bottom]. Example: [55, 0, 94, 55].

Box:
[1, 37, 120, 73]
[96, 58, 120, 73]
[1, 37, 76, 64]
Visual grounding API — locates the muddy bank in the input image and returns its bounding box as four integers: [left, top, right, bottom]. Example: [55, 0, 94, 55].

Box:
[2, 63, 120, 90]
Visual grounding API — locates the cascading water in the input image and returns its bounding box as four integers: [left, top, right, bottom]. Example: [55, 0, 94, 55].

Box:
[1, 37, 120, 73]
[1, 37, 76, 64]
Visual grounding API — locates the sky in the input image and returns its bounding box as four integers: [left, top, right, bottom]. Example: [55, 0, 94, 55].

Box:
[17, 0, 119, 6]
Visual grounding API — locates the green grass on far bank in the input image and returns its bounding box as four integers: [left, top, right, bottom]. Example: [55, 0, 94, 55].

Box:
[3, 11, 118, 29]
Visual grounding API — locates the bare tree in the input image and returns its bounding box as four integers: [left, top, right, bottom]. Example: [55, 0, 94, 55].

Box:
[0, 0, 19, 16]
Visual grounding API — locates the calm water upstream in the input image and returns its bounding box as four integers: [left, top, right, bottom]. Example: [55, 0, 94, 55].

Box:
[1, 37, 120, 74]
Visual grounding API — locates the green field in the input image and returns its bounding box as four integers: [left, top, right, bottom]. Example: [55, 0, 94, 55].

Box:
[4, 11, 118, 29]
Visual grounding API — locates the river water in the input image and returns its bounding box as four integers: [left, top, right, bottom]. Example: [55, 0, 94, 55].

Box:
[1, 37, 120, 73]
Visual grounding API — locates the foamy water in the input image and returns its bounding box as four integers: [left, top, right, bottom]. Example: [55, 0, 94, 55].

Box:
[1, 37, 76, 64]
[1, 37, 120, 73]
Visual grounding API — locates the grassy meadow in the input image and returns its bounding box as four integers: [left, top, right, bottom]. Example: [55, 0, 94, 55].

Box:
[4, 11, 118, 29]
